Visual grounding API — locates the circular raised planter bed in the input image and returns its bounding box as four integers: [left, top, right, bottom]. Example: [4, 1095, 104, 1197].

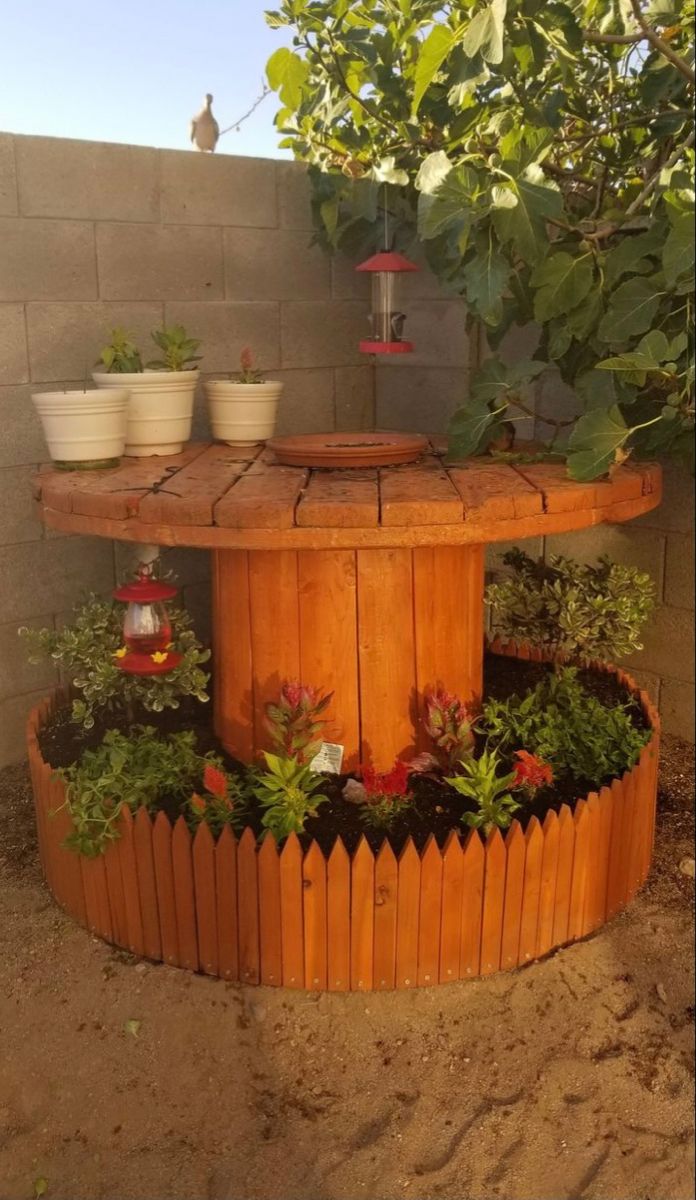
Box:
[26, 643, 660, 991]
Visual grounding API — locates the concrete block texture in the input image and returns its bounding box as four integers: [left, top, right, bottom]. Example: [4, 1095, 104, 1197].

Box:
[96, 223, 224, 300]
[0, 385, 48, 467]
[331, 254, 371, 301]
[0, 218, 97, 301]
[0, 615, 58, 703]
[277, 162, 314, 231]
[334, 365, 375, 431]
[636, 464, 695, 535]
[661, 677, 695, 742]
[664, 531, 695, 610]
[280, 300, 366, 369]
[382, 300, 469, 369]
[27, 301, 164, 383]
[160, 150, 277, 228]
[545, 525, 667, 598]
[15, 135, 159, 221]
[0, 688, 51, 766]
[0, 466, 42, 545]
[166, 302, 280, 373]
[0, 134, 17, 215]
[224, 227, 330, 302]
[0, 538, 114, 624]
[0, 303, 28, 385]
[376, 365, 467, 433]
[626, 605, 695, 685]
[273, 369, 336, 435]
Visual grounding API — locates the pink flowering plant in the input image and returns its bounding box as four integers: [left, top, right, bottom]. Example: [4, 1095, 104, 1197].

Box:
[348, 760, 414, 831]
[187, 762, 247, 837]
[423, 689, 475, 771]
[237, 347, 265, 384]
[264, 681, 333, 764]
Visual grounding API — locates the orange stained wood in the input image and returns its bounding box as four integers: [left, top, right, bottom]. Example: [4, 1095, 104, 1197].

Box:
[374, 841, 399, 990]
[551, 805, 575, 948]
[536, 811, 561, 958]
[215, 826, 239, 981]
[49, 771, 86, 925]
[448, 461, 543, 521]
[237, 828, 260, 984]
[258, 835, 283, 986]
[396, 839, 421, 988]
[133, 807, 163, 961]
[152, 812, 179, 966]
[417, 836, 443, 986]
[248, 550, 300, 755]
[606, 776, 629, 919]
[296, 469, 378, 527]
[480, 827, 507, 976]
[192, 822, 218, 977]
[104, 841, 129, 948]
[214, 462, 308, 529]
[596, 785, 615, 925]
[279, 834, 304, 988]
[582, 793, 604, 935]
[81, 855, 113, 942]
[327, 838, 351, 991]
[212, 551, 254, 762]
[138, 444, 258, 525]
[439, 832, 464, 983]
[172, 816, 199, 971]
[44, 443, 207, 520]
[518, 817, 544, 965]
[357, 547, 416, 765]
[568, 800, 591, 941]
[117, 809, 145, 958]
[379, 458, 463, 526]
[500, 821, 526, 969]
[459, 830, 485, 978]
[351, 837, 375, 991]
[302, 841, 328, 990]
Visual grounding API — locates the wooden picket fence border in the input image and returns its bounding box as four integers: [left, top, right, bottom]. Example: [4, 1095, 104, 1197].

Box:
[26, 643, 660, 990]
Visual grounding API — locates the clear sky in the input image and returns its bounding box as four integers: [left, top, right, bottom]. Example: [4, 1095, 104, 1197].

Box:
[0, 0, 292, 159]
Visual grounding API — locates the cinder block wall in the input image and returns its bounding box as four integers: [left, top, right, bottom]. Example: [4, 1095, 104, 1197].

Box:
[0, 132, 374, 765]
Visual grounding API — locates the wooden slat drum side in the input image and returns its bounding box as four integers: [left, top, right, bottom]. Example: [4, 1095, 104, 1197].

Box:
[351, 837, 375, 991]
[215, 826, 239, 981]
[302, 841, 328, 991]
[237, 827, 260, 984]
[417, 835, 443, 987]
[396, 838, 421, 988]
[279, 833, 304, 988]
[213, 550, 254, 762]
[373, 840, 399, 990]
[298, 550, 361, 772]
[133, 808, 163, 961]
[152, 811, 179, 966]
[258, 835, 283, 986]
[137, 444, 259, 526]
[192, 822, 218, 977]
[568, 799, 590, 941]
[248, 550, 301, 758]
[518, 817, 544, 965]
[439, 831, 464, 983]
[501, 821, 526, 969]
[459, 831, 485, 978]
[172, 817, 199, 971]
[327, 838, 351, 992]
[296, 469, 379, 528]
[480, 828, 507, 976]
[551, 805, 575, 948]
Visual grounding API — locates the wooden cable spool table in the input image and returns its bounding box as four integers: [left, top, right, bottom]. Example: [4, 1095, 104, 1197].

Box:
[33, 439, 662, 772]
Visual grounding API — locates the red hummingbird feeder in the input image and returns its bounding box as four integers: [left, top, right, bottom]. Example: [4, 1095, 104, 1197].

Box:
[356, 250, 419, 355]
[113, 567, 182, 676]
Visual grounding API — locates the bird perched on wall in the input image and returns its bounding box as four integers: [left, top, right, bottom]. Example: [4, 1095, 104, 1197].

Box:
[190, 94, 220, 152]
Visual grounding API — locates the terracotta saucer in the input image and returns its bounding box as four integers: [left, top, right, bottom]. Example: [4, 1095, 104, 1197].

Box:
[267, 431, 429, 468]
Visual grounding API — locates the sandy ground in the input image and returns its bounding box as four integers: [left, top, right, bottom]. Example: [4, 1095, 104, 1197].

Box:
[0, 739, 693, 1200]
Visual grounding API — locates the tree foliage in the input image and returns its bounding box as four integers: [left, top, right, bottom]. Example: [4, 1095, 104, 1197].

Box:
[265, 0, 694, 477]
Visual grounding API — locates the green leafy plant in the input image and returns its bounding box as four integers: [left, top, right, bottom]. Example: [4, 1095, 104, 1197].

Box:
[59, 727, 229, 856]
[237, 346, 266, 384]
[147, 324, 202, 372]
[423, 689, 475, 770]
[20, 593, 210, 730]
[187, 762, 247, 837]
[97, 327, 143, 373]
[445, 749, 521, 835]
[353, 760, 414, 830]
[264, 680, 333, 763]
[251, 752, 328, 840]
[481, 667, 649, 784]
[485, 550, 655, 664]
[265, 0, 694, 477]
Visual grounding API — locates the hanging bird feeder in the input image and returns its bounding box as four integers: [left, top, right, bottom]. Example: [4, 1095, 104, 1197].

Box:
[113, 567, 182, 676]
[356, 250, 419, 355]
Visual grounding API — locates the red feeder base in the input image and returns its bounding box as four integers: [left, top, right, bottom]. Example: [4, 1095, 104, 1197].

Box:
[359, 340, 414, 355]
[116, 650, 183, 675]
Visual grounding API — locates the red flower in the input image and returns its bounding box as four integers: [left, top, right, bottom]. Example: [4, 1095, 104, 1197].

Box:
[190, 792, 207, 814]
[281, 680, 304, 710]
[203, 764, 228, 799]
[362, 759, 411, 798]
[513, 750, 554, 790]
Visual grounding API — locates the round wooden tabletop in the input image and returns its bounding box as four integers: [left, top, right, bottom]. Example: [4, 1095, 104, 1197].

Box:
[32, 438, 662, 550]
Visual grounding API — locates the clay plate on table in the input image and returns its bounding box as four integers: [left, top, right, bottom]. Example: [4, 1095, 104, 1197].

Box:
[267, 431, 429, 468]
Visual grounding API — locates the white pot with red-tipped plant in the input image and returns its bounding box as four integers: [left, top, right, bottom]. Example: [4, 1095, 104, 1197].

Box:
[204, 349, 283, 447]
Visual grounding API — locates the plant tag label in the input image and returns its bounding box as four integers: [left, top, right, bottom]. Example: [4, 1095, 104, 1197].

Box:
[311, 742, 344, 775]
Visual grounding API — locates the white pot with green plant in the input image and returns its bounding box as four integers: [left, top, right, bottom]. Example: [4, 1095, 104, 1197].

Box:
[32, 386, 129, 470]
[92, 326, 201, 456]
[204, 348, 283, 447]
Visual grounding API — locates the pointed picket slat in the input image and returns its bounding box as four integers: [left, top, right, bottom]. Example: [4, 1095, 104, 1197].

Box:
[618, 769, 637, 906]
[439, 832, 464, 983]
[302, 841, 328, 990]
[48, 771, 87, 926]
[80, 855, 113, 943]
[280, 834, 304, 988]
[501, 821, 526, 969]
[568, 799, 590, 941]
[327, 838, 351, 991]
[172, 817, 198, 971]
[417, 836, 443, 986]
[117, 809, 145, 957]
[595, 785, 614, 924]
[237, 828, 260, 984]
[551, 805, 575, 948]
[480, 828, 507, 976]
[636, 744, 656, 889]
[606, 776, 629, 919]
[536, 811, 560, 958]
[193, 823, 218, 977]
[104, 840, 129, 949]
[518, 817, 544, 965]
[373, 841, 399, 990]
[152, 812, 179, 966]
[459, 831, 485, 978]
[133, 808, 162, 961]
[351, 837, 375, 991]
[215, 826, 239, 981]
[396, 839, 421, 988]
[258, 835, 282, 986]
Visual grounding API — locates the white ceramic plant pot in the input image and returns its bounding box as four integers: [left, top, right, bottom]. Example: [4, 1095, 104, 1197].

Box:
[204, 380, 283, 447]
[92, 370, 198, 456]
[32, 389, 129, 467]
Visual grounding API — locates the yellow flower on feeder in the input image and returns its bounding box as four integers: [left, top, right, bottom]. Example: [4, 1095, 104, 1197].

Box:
[150, 651, 169, 664]
[114, 647, 127, 659]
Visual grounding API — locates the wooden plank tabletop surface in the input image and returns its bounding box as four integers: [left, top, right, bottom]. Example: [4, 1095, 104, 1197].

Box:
[33, 438, 662, 550]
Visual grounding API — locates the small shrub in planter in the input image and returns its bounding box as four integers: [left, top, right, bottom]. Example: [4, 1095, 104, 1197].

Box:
[445, 749, 523, 835]
[485, 551, 656, 665]
[251, 753, 329, 841]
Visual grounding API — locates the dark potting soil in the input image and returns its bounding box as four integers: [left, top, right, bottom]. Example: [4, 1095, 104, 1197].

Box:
[37, 652, 651, 857]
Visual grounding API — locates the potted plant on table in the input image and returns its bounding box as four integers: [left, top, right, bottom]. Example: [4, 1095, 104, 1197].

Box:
[93, 325, 201, 456]
[31, 382, 130, 471]
[204, 348, 283, 447]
